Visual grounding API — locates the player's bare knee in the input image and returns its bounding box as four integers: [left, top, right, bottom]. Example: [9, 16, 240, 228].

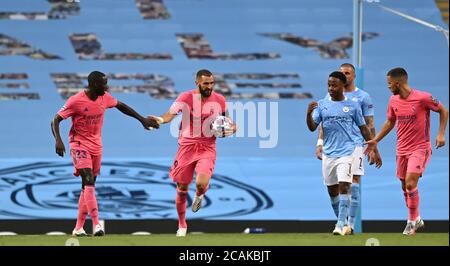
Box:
[400, 180, 406, 192]
[79, 169, 95, 186]
[405, 181, 417, 191]
[196, 183, 207, 193]
[338, 182, 351, 194]
[82, 174, 95, 186]
[353, 175, 361, 184]
[327, 185, 339, 197]
[177, 183, 189, 192]
[85, 176, 95, 186]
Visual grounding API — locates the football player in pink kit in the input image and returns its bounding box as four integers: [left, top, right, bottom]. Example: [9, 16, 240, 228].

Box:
[149, 69, 237, 237]
[366, 68, 448, 235]
[51, 71, 159, 237]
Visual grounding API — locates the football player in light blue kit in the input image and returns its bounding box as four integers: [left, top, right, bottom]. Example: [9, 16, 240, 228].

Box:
[316, 63, 381, 234]
[306, 71, 381, 235]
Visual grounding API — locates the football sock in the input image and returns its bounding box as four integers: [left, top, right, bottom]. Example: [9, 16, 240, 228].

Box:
[176, 188, 188, 228]
[402, 187, 408, 207]
[406, 187, 420, 222]
[75, 189, 88, 230]
[337, 194, 350, 228]
[84, 186, 100, 226]
[330, 196, 339, 218]
[348, 183, 360, 229]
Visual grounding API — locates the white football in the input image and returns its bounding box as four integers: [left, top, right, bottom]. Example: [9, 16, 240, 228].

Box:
[211, 115, 233, 137]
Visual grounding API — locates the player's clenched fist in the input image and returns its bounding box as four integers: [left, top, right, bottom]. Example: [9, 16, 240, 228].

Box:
[307, 101, 318, 114]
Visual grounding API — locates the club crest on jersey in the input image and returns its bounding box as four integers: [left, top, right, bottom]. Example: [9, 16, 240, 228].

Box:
[342, 106, 350, 113]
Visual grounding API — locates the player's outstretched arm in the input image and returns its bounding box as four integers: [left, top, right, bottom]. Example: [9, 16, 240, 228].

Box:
[365, 119, 395, 148]
[364, 119, 395, 168]
[306, 101, 319, 131]
[51, 114, 65, 157]
[148, 111, 177, 126]
[435, 104, 448, 149]
[115, 101, 159, 130]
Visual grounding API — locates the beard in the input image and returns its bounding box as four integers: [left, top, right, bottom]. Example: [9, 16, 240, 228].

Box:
[390, 87, 399, 95]
[199, 87, 212, 98]
[95, 87, 106, 96]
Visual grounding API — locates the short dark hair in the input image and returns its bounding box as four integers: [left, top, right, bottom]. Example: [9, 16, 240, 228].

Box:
[196, 69, 213, 80]
[387, 67, 408, 80]
[88, 71, 106, 86]
[329, 71, 347, 85]
[340, 63, 355, 72]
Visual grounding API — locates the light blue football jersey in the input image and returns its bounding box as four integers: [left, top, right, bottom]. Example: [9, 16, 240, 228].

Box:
[312, 97, 366, 157]
[346, 88, 374, 146]
[324, 88, 374, 146]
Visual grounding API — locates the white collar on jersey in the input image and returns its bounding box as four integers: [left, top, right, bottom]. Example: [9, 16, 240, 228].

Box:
[345, 87, 359, 93]
[326, 87, 359, 100]
[328, 96, 348, 101]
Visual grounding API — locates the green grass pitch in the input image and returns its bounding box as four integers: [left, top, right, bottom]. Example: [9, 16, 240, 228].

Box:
[0, 233, 448, 246]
